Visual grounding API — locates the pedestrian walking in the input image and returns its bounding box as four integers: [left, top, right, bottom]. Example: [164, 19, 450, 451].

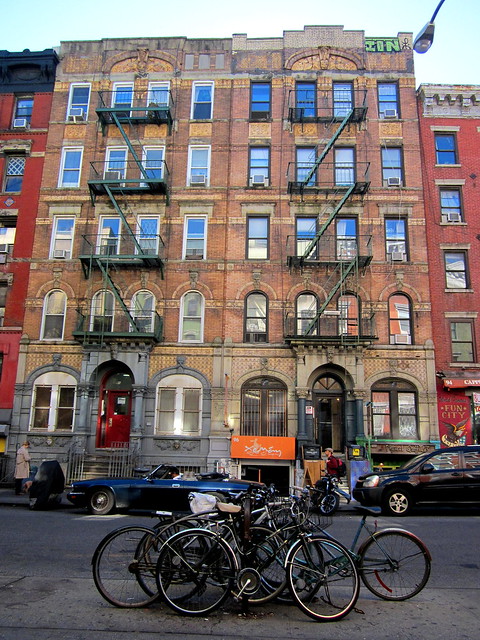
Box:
[15, 441, 31, 495]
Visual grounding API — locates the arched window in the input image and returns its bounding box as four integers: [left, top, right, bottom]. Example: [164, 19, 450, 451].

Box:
[180, 291, 204, 342]
[296, 292, 318, 336]
[31, 372, 76, 431]
[90, 290, 114, 333]
[241, 377, 287, 437]
[156, 375, 202, 435]
[131, 290, 155, 333]
[245, 292, 268, 343]
[389, 293, 412, 345]
[338, 293, 359, 336]
[371, 378, 418, 440]
[41, 290, 67, 340]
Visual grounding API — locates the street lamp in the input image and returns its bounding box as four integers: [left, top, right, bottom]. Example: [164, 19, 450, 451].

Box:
[413, 0, 446, 53]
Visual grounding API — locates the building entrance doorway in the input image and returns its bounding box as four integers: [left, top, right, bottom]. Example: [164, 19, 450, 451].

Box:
[313, 374, 345, 452]
[96, 370, 133, 448]
[242, 464, 290, 495]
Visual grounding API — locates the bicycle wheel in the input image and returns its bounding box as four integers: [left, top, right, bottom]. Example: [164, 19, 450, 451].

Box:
[155, 528, 237, 616]
[319, 493, 340, 516]
[92, 525, 160, 608]
[286, 535, 360, 622]
[358, 529, 431, 601]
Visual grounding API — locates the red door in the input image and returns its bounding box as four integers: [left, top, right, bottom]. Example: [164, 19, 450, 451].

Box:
[104, 390, 131, 447]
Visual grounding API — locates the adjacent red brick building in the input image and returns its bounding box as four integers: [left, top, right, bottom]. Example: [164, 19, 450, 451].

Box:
[0, 49, 59, 454]
[418, 84, 480, 447]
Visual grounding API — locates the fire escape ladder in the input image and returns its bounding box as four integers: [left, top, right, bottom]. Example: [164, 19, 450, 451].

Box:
[303, 258, 357, 336]
[109, 112, 150, 182]
[300, 108, 355, 190]
[302, 183, 356, 260]
[95, 259, 141, 333]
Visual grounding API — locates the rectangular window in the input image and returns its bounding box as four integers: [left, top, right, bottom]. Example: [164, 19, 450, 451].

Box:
[334, 147, 355, 185]
[333, 82, 353, 117]
[98, 217, 121, 255]
[296, 217, 317, 258]
[156, 387, 201, 435]
[250, 82, 271, 120]
[296, 82, 316, 118]
[4, 156, 25, 192]
[32, 385, 75, 431]
[435, 133, 457, 164]
[50, 217, 75, 259]
[112, 83, 134, 117]
[136, 216, 159, 255]
[440, 188, 462, 223]
[445, 251, 468, 289]
[105, 147, 127, 180]
[180, 292, 203, 342]
[141, 147, 164, 181]
[378, 83, 399, 118]
[58, 147, 83, 188]
[249, 147, 269, 186]
[247, 216, 269, 260]
[188, 146, 210, 185]
[450, 321, 474, 362]
[184, 216, 207, 260]
[385, 218, 408, 261]
[336, 218, 357, 259]
[67, 84, 90, 120]
[191, 82, 213, 119]
[147, 82, 170, 107]
[14, 96, 33, 125]
[296, 147, 316, 186]
[381, 147, 403, 185]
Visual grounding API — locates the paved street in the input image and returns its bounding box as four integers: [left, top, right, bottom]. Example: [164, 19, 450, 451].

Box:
[0, 501, 479, 640]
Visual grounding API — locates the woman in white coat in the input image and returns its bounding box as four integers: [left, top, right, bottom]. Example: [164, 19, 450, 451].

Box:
[15, 441, 31, 495]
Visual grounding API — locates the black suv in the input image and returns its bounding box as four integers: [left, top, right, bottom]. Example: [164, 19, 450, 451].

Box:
[353, 445, 480, 516]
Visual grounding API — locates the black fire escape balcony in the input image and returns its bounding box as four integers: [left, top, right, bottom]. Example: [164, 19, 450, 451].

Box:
[287, 89, 367, 125]
[72, 307, 163, 344]
[286, 234, 372, 270]
[96, 90, 174, 134]
[284, 310, 376, 347]
[287, 161, 370, 196]
[88, 161, 169, 205]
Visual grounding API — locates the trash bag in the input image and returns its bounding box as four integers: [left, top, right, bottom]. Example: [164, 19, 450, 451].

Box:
[29, 460, 65, 510]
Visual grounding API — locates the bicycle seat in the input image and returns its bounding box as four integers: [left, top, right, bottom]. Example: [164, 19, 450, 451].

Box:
[216, 502, 242, 514]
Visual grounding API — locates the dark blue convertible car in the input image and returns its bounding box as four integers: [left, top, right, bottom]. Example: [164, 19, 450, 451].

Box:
[67, 464, 263, 515]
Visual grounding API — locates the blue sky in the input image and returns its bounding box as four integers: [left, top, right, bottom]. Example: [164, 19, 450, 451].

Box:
[2, 0, 478, 87]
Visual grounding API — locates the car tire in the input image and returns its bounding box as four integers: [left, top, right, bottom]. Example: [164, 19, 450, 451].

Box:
[89, 488, 115, 515]
[382, 488, 412, 517]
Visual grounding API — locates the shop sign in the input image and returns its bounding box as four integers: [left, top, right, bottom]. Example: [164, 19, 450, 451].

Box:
[231, 435, 296, 460]
[369, 442, 434, 455]
[438, 393, 472, 446]
[444, 378, 480, 388]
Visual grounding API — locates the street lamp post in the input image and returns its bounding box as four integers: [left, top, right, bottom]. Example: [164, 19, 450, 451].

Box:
[413, 0, 446, 53]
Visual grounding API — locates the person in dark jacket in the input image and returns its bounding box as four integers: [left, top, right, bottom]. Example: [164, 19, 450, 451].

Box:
[324, 447, 341, 478]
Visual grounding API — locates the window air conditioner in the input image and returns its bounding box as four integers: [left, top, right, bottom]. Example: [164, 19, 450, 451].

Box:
[387, 176, 402, 187]
[384, 109, 398, 119]
[53, 249, 67, 259]
[104, 171, 122, 181]
[0, 244, 8, 253]
[68, 108, 85, 122]
[13, 118, 28, 128]
[250, 174, 269, 186]
[394, 334, 410, 344]
[190, 174, 207, 185]
[391, 251, 406, 262]
[446, 212, 461, 223]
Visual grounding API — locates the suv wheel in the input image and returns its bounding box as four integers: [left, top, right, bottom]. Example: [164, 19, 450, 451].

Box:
[383, 488, 412, 516]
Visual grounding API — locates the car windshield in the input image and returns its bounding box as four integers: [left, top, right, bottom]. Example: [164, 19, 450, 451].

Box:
[397, 453, 429, 470]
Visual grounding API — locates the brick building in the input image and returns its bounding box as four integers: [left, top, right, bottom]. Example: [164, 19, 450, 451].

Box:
[417, 84, 480, 448]
[7, 27, 438, 487]
[0, 49, 59, 455]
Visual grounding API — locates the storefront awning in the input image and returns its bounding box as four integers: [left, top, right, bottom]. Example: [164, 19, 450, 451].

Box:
[443, 378, 480, 389]
[231, 435, 296, 460]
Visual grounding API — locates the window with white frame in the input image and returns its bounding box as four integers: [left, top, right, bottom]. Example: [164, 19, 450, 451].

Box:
[296, 147, 316, 186]
[388, 293, 412, 344]
[142, 146, 164, 181]
[147, 82, 170, 107]
[334, 147, 355, 185]
[378, 83, 399, 118]
[31, 372, 76, 431]
[156, 375, 202, 435]
[136, 216, 159, 255]
[179, 291, 204, 342]
[90, 290, 114, 332]
[67, 84, 90, 121]
[112, 83, 133, 116]
[333, 82, 353, 117]
[296, 292, 318, 336]
[336, 217, 357, 259]
[191, 82, 214, 119]
[4, 155, 25, 192]
[249, 147, 270, 186]
[188, 146, 210, 185]
[105, 147, 127, 180]
[440, 188, 463, 223]
[445, 251, 468, 289]
[385, 218, 408, 261]
[41, 290, 67, 340]
[184, 216, 207, 260]
[58, 147, 83, 187]
[97, 217, 121, 255]
[296, 217, 317, 259]
[131, 290, 155, 333]
[381, 147, 403, 185]
[50, 217, 75, 259]
[247, 216, 269, 260]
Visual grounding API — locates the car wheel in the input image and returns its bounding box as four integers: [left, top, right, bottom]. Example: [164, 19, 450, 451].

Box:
[383, 488, 412, 517]
[89, 489, 115, 515]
